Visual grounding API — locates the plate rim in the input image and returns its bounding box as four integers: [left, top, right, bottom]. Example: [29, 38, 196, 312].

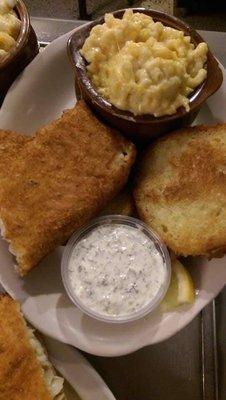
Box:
[44, 336, 116, 400]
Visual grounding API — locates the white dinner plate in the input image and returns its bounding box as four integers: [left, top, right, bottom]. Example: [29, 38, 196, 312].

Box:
[44, 336, 116, 400]
[0, 26, 226, 357]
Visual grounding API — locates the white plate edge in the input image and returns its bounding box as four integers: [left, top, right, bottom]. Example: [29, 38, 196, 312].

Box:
[44, 336, 116, 400]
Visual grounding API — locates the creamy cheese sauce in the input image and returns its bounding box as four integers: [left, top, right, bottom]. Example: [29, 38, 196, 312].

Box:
[68, 224, 166, 318]
[81, 10, 208, 117]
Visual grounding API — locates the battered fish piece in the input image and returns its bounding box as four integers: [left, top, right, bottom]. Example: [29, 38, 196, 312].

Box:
[0, 130, 27, 154]
[0, 130, 28, 180]
[0, 131, 133, 215]
[0, 295, 66, 400]
[0, 101, 136, 275]
[134, 124, 226, 257]
[0, 130, 133, 217]
[0, 131, 30, 207]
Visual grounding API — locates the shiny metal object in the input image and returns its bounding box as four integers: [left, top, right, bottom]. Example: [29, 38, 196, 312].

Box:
[201, 301, 219, 400]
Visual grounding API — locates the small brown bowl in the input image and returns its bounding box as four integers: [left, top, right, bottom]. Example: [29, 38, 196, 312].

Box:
[0, 0, 39, 105]
[68, 8, 223, 144]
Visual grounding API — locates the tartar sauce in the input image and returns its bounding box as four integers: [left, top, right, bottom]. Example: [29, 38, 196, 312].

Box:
[68, 224, 167, 318]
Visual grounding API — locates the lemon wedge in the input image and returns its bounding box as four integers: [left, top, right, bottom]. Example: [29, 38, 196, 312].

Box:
[161, 257, 195, 311]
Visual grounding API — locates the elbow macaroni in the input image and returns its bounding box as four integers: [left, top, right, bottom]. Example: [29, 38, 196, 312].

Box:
[81, 10, 208, 117]
[0, 0, 21, 61]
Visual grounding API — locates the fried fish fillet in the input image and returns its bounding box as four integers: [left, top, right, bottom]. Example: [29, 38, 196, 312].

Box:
[0, 131, 134, 217]
[0, 130, 133, 216]
[0, 295, 66, 400]
[134, 124, 226, 257]
[0, 100, 136, 275]
[0, 130, 27, 156]
[0, 130, 28, 186]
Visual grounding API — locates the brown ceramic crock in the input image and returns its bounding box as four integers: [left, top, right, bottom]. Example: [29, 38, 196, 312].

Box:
[68, 8, 223, 144]
[0, 0, 39, 105]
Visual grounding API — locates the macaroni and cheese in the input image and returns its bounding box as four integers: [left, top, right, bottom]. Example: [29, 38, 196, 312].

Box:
[0, 0, 21, 61]
[81, 10, 208, 117]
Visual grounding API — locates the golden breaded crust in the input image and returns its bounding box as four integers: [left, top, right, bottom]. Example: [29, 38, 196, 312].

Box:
[100, 187, 135, 216]
[0, 130, 28, 176]
[134, 124, 226, 257]
[0, 295, 52, 400]
[0, 101, 136, 274]
[0, 130, 27, 150]
[0, 131, 29, 204]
